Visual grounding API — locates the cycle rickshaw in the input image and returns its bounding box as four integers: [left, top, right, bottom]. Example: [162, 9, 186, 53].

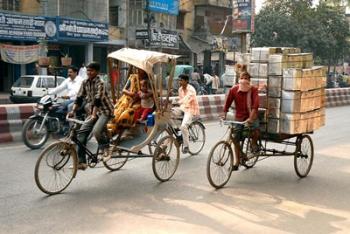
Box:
[206, 117, 316, 188]
[34, 48, 205, 195]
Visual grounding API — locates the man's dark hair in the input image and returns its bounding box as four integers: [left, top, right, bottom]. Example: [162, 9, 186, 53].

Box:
[179, 74, 189, 81]
[87, 62, 100, 71]
[68, 65, 79, 73]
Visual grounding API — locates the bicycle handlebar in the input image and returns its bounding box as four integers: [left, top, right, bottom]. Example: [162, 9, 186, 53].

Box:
[66, 117, 85, 125]
[221, 119, 247, 126]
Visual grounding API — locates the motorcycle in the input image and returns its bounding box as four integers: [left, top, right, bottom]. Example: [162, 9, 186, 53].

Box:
[22, 95, 77, 149]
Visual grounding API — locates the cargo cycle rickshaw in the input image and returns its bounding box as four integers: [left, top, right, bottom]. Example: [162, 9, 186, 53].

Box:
[206, 119, 314, 189]
[34, 48, 205, 195]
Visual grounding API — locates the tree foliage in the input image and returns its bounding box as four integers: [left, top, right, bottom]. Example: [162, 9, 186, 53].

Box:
[252, 0, 350, 66]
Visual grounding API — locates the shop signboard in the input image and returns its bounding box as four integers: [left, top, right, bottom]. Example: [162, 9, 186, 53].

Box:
[57, 17, 108, 41]
[136, 28, 179, 49]
[0, 11, 57, 41]
[148, 0, 179, 15]
[232, 0, 255, 33]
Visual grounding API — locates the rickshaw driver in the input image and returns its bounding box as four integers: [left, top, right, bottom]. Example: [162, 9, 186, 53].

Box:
[222, 71, 260, 171]
[68, 62, 114, 170]
[172, 74, 200, 154]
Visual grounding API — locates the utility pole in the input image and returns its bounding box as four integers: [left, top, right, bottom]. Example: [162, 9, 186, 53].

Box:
[145, 0, 152, 48]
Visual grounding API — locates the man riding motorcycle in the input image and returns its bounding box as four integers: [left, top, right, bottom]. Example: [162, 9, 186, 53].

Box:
[48, 66, 84, 116]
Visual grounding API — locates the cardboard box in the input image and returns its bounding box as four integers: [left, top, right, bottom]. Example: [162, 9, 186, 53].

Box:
[281, 90, 319, 113]
[267, 118, 280, 133]
[248, 63, 268, 77]
[268, 76, 282, 97]
[267, 97, 281, 118]
[251, 78, 268, 92]
[280, 113, 308, 134]
[251, 48, 276, 62]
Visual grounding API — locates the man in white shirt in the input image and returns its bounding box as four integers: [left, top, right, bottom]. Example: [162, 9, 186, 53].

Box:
[171, 74, 200, 154]
[203, 73, 213, 94]
[49, 66, 84, 115]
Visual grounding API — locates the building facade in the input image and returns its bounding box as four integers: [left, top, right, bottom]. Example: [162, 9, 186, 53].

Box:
[0, 0, 114, 92]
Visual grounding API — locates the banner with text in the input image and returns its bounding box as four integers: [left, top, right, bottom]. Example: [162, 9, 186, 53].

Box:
[57, 17, 108, 41]
[0, 44, 40, 64]
[0, 12, 57, 41]
[232, 0, 255, 33]
[148, 0, 179, 15]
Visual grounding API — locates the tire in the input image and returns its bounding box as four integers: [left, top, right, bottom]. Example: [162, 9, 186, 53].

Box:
[34, 142, 77, 195]
[206, 141, 233, 189]
[152, 135, 180, 182]
[22, 118, 49, 149]
[188, 121, 206, 155]
[103, 149, 129, 171]
[294, 135, 314, 178]
[240, 137, 259, 169]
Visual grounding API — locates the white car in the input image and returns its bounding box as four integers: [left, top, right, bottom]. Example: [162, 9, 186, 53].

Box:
[10, 75, 66, 103]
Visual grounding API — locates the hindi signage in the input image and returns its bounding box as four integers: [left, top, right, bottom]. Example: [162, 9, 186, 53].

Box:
[57, 17, 108, 41]
[136, 28, 179, 49]
[232, 0, 255, 33]
[0, 12, 57, 41]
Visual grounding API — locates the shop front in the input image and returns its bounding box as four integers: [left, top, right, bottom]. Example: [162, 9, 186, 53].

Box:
[0, 11, 109, 92]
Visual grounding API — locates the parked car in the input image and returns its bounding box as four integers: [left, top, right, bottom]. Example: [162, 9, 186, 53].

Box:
[10, 75, 66, 103]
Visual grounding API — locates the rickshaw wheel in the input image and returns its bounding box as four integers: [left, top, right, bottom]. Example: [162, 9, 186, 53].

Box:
[188, 121, 206, 155]
[34, 142, 77, 195]
[103, 149, 129, 171]
[294, 135, 314, 178]
[240, 137, 259, 169]
[152, 135, 180, 182]
[206, 141, 233, 189]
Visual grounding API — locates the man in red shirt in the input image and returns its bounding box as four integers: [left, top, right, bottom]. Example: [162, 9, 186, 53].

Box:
[223, 71, 259, 170]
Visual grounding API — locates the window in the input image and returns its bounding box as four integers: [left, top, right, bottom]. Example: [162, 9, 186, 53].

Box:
[0, 0, 19, 11]
[13, 76, 34, 88]
[177, 12, 185, 30]
[40, 77, 55, 88]
[109, 6, 119, 26]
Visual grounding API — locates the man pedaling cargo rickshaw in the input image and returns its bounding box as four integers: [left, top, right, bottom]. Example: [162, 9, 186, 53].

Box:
[222, 70, 260, 171]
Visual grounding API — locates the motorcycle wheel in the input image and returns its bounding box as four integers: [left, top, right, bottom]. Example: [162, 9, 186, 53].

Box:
[22, 118, 49, 149]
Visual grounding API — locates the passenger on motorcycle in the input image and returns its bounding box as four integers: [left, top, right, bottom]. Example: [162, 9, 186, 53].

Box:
[48, 66, 84, 116]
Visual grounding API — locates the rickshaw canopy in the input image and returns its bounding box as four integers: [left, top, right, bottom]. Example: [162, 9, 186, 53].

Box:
[107, 48, 180, 75]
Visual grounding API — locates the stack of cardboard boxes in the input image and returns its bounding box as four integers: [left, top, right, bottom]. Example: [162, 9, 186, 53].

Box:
[248, 47, 326, 134]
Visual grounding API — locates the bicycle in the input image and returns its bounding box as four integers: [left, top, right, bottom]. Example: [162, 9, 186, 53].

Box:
[206, 119, 314, 189]
[148, 116, 206, 156]
[206, 120, 260, 188]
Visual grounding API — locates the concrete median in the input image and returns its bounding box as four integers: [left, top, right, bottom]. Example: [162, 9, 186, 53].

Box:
[0, 88, 349, 144]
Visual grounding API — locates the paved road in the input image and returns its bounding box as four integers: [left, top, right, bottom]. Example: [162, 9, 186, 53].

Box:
[1, 106, 350, 234]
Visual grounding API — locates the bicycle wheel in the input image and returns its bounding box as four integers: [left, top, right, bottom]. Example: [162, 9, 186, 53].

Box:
[206, 141, 233, 189]
[103, 149, 129, 171]
[152, 135, 180, 182]
[34, 142, 77, 195]
[188, 121, 206, 155]
[240, 137, 259, 169]
[294, 135, 314, 178]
